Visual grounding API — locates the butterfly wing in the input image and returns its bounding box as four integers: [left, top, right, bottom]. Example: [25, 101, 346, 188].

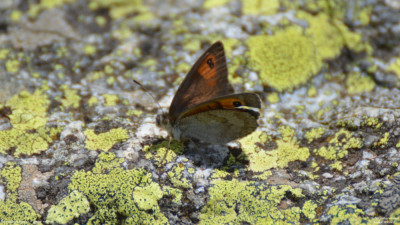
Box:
[169, 41, 234, 124]
[178, 110, 258, 144]
[177, 93, 261, 121]
[176, 93, 261, 144]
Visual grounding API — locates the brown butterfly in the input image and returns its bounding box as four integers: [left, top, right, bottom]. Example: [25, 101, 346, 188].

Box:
[156, 41, 261, 144]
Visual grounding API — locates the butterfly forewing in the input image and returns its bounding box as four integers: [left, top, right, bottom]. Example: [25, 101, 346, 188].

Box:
[169, 41, 234, 123]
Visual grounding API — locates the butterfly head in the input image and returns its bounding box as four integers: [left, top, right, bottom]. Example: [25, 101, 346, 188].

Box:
[156, 112, 182, 141]
[156, 112, 170, 129]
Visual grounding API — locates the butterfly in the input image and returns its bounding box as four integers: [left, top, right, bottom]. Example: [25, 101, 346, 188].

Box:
[156, 41, 261, 144]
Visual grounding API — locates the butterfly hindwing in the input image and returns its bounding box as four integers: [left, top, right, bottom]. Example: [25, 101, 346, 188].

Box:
[177, 109, 259, 144]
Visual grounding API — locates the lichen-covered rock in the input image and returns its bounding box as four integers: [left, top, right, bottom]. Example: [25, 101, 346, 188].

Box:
[0, 0, 399, 224]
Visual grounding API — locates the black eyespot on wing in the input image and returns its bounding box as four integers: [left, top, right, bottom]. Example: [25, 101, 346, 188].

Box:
[233, 101, 242, 107]
[207, 58, 214, 68]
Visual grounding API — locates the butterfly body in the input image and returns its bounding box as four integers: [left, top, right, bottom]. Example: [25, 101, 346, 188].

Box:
[156, 41, 261, 144]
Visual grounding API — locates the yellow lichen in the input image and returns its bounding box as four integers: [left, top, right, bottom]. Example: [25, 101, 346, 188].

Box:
[305, 127, 325, 143]
[0, 48, 10, 60]
[59, 85, 81, 109]
[388, 57, 400, 79]
[88, 96, 99, 107]
[199, 179, 303, 224]
[167, 162, 193, 189]
[1, 89, 61, 157]
[6, 89, 50, 130]
[307, 86, 317, 97]
[247, 27, 322, 91]
[330, 161, 343, 171]
[302, 200, 318, 222]
[316, 129, 362, 161]
[346, 72, 375, 94]
[142, 140, 184, 166]
[240, 127, 310, 172]
[301, 12, 369, 61]
[328, 204, 381, 224]
[0, 162, 22, 195]
[84, 128, 129, 151]
[46, 190, 90, 224]
[362, 117, 382, 128]
[28, 0, 77, 18]
[10, 10, 22, 22]
[88, 0, 149, 20]
[103, 94, 119, 106]
[183, 39, 201, 52]
[203, 0, 230, 9]
[374, 132, 390, 148]
[267, 92, 280, 104]
[5, 59, 20, 73]
[242, 0, 279, 15]
[84, 44, 97, 55]
[69, 152, 168, 224]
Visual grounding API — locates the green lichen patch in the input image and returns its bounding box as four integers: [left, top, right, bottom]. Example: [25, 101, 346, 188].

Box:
[284, 1, 372, 26]
[0, 200, 39, 224]
[6, 89, 50, 130]
[84, 128, 129, 151]
[162, 186, 183, 205]
[58, 84, 81, 109]
[346, 72, 375, 94]
[239, 131, 276, 172]
[0, 162, 22, 198]
[240, 126, 310, 172]
[27, 0, 77, 18]
[388, 57, 400, 79]
[143, 140, 185, 166]
[0, 48, 10, 60]
[167, 162, 193, 189]
[199, 178, 304, 224]
[362, 116, 382, 129]
[305, 127, 326, 143]
[390, 207, 400, 223]
[267, 92, 280, 104]
[302, 200, 318, 221]
[374, 132, 390, 148]
[301, 12, 370, 61]
[307, 86, 317, 97]
[1, 90, 61, 157]
[203, 0, 231, 9]
[5, 59, 21, 73]
[88, 0, 149, 20]
[242, 0, 279, 15]
[327, 204, 381, 224]
[0, 128, 49, 157]
[102, 94, 119, 106]
[46, 190, 90, 224]
[69, 152, 168, 224]
[315, 129, 363, 161]
[246, 27, 322, 91]
[0, 162, 39, 223]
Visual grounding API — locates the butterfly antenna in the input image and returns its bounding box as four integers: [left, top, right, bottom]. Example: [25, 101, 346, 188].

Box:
[133, 79, 163, 111]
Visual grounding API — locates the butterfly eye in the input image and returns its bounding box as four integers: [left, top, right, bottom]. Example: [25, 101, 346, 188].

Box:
[207, 58, 214, 68]
[233, 101, 242, 107]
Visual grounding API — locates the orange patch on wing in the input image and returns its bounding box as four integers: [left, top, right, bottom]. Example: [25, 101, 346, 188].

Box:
[179, 98, 246, 119]
[197, 54, 217, 80]
[207, 79, 217, 86]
